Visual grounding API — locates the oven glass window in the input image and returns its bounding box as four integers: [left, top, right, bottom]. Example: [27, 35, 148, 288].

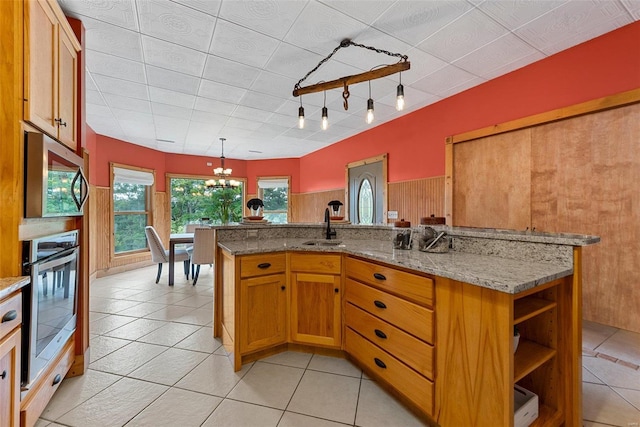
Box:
[35, 255, 77, 355]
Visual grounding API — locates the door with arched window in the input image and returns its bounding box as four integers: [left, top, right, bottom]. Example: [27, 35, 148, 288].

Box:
[347, 155, 386, 224]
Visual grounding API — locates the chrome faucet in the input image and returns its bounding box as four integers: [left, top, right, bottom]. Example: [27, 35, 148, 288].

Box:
[325, 208, 336, 240]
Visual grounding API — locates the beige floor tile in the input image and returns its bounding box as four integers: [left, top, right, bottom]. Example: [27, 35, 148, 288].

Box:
[201, 399, 283, 427]
[128, 347, 208, 386]
[583, 320, 619, 350]
[89, 311, 109, 323]
[40, 369, 121, 420]
[116, 302, 167, 317]
[175, 354, 252, 397]
[126, 387, 222, 426]
[137, 322, 201, 346]
[287, 370, 360, 425]
[143, 305, 194, 321]
[227, 362, 304, 409]
[583, 366, 604, 384]
[614, 386, 640, 411]
[90, 297, 141, 314]
[90, 314, 137, 335]
[103, 318, 167, 340]
[597, 329, 640, 366]
[121, 289, 170, 302]
[175, 326, 222, 353]
[107, 288, 148, 300]
[583, 422, 619, 427]
[88, 335, 131, 363]
[278, 412, 349, 426]
[175, 307, 214, 325]
[583, 356, 640, 390]
[56, 377, 167, 427]
[261, 350, 313, 369]
[583, 382, 640, 426]
[148, 292, 192, 305]
[307, 354, 362, 378]
[89, 341, 167, 375]
[355, 379, 428, 427]
[172, 294, 213, 308]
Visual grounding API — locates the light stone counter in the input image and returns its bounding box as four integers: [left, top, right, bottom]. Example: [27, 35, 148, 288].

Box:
[0, 276, 30, 300]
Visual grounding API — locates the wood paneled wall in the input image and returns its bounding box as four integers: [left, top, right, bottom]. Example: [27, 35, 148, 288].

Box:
[387, 177, 445, 226]
[291, 189, 344, 223]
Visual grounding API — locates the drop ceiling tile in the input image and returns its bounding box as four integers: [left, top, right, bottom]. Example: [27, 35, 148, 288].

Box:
[92, 74, 149, 100]
[120, 120, 156, 138]
[399, 48, 448, 86]
[151, 103, 193, 121]
[453, 32, 543, 78]
[137, 0, 216, 51]
[417, 8, 509, 63]
[146, 65, 201, 96]
[372, 0, 473, 45]
[218, 126, 256, 140]
[149, 87, 196, 109]
[250, 71, 297, 99]
[209, 20, 280, 68]
[79, 15, 143, 61]
[378, 87, 440, 111]
[283, 2, 368, 55]
[86, 50, 146, 83]
[225, 116, 263, 131]
[330, 27, 411, 73]
[86, 90, 106, 106]
[103, 93, 152, 114]
[155, 118, 190, 142]
[111, 108, 154, 123]
[232, 105, 273, 123]
[410, 64, 479, 97]
[86, 104, 114, 117]
[437, 75, 487, 99]
[202, 55, 261, 88]
[478, 0, 567, 31]
[238, 90, 287, 112]
[515, 0, 633, 55]
[275, 100, 304, 117]
[219, 0, 307, 40]
[250, 123, 290, 138]
[58, 0, 139, 31]
[319, 0, 395, 25]
[194, 97, 236, 116]
[621, 0, 640, 19]
[282, 125, 318, 140]
[185, 126, 221, 149]
[264, 43, 324, 79]
[85, 72, 98, 91]
[190, 109, 230, 126]
[142, 36, 207, 77]
[267, 111, 299, 127]
[172, 0, 221, 17]
[198, 79, 247, 103]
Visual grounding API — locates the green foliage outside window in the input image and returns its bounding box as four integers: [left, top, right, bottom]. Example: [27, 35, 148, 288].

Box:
[170, 178, 243, 233]
[113, 182, 148, 253]
[261, 186, 288, 224]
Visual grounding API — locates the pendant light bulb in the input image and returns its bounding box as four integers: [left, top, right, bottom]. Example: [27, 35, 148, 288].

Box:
[298, 106, 305, 129]
[366, 98, 374, 124]
[321, 106, 329, 130]
[396, 83, 405, 111]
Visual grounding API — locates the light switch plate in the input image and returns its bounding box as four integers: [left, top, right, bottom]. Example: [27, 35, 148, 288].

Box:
[388, 211, 398, 219]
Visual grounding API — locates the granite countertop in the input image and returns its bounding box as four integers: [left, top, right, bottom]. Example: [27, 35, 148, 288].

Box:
[0, 276, 30, 300]
[217, 238, 573, 294]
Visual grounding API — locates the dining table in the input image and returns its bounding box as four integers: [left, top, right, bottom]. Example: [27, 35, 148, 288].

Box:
[168, 233, 194, 286]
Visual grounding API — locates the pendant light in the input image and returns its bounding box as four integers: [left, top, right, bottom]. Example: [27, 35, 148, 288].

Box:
[298, 97, 305, 129]
[366, 80, 374, 124]
[396, 72, 405, 111]
[321, 90, 329, 130]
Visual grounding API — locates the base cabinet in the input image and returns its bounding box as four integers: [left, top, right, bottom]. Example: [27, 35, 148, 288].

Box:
[0, 329, 21, 427]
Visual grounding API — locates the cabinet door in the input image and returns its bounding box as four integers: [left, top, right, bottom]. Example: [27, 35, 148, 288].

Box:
[57, 27, 78, 150]
[0, 329, 21, 427]
[240, 274, 287, 354]
[290, 273, 341, 347]
[25, 0, 58, 138]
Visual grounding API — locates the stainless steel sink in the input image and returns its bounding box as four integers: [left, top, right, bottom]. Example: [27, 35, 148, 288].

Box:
[302, 240, 343, 246]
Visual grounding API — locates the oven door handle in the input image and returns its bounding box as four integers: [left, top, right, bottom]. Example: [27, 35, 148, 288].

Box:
[37, 250, 77, 272]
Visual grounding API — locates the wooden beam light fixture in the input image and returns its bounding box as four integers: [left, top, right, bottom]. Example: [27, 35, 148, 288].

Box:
[293, 39, 410, 127]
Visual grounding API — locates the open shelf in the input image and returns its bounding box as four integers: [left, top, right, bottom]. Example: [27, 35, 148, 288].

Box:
[513, 297, 557, 325]
[529, 403, 563, 427]
[514, 339, 556, 382]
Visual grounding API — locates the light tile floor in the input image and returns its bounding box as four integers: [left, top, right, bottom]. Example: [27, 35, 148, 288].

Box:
[35, 265, 640, 427]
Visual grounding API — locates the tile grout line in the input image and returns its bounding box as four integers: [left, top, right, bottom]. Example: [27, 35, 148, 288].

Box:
[583, 347, 640, 371]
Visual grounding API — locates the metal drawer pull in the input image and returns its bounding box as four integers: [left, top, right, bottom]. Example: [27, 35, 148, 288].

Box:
[1, 370, 6, 380]
[374, 358, 387, 369]
[373, 273, 386, 280]
[257, 262, 271, 269]
[281, 286, 286, 290]
[374, 329, 387, 339]
[52, 374, 62, 386]
[2, 310, 17, 323]
[373, 300, 387, 309]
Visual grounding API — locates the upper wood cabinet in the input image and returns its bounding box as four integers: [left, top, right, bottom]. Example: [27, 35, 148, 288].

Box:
[24, 0, 80, 150]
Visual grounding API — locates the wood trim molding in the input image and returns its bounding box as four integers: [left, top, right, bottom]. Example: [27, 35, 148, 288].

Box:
[449, 88, 640, 144]
[256, 175, 291, 222]
[345, 154, 388, 223]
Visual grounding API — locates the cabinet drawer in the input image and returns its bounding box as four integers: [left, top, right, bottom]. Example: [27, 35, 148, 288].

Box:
[289, 253, 341, 274]
[0, 293, 22, 339]
[345, 328, 434, 416]
[346, 303, 434, 379]
[346, 279, 433, 344]
[240, 253, 286, 278]
[346, 257, 433, 307]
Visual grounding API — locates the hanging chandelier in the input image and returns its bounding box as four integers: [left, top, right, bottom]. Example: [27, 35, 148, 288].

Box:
[293, 39, 409, 130]
[205, 138, 239, 189]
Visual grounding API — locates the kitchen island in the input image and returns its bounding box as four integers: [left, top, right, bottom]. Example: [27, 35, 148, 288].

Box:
[214, 224, 598, 427]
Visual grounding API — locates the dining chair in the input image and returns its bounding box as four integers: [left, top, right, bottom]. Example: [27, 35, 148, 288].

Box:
[187, 227, 216, 285]
[145, 226, 190, 284]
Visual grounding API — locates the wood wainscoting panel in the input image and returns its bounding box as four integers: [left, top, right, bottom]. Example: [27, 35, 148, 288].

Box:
[290, 189, 344, 223]
[388, 176, 445, 225]
[92, 186, 111, 272]
[531, 103, 640, 332]
[154, 191, 169, 243]
[452, 129, 532, 230]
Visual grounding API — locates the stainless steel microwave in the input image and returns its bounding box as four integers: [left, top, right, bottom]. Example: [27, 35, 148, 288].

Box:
[24, 132, 88, 218]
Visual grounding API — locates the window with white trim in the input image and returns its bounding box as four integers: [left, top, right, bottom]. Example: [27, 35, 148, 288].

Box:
[112, 165, 154, 254]
[257, 177, 289, 224]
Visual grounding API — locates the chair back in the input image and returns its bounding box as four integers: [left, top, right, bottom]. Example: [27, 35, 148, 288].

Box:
[191, 227, 216, 265]
[145, 226, 169, 263]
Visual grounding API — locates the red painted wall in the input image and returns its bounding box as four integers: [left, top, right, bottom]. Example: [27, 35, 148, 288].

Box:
[87, 22, 640, 194]
[299, 21, 640, 192]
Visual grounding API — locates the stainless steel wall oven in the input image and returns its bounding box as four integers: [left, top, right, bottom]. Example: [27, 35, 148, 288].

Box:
[21, 230, 79, 390]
